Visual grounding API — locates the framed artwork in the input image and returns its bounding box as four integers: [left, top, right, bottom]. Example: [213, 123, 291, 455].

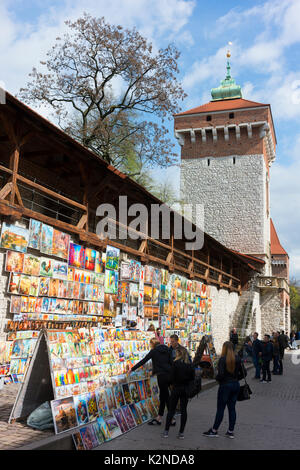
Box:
[105, 245, 120, 271]
[95, 252, 105, 274]
[104, 270, 119, 295]
[51, 396, 78, 434]
[120, 262, 130, 280]
[39, 277, 50, 296]
[118, 282, 129, 303]
[8, 273, 21, 294]
[72, 432, 85, 451]
[104, 294, 117, 317]
[10, 296, 21, 314]
[129, 283, 139, 307]
[68, 243, 85, 269]
[79, 425, 99, 450]
[113, 384, 125, 408]
[86, 392, 98, 422]
[105, 417, 122, 440]
[19, 275, 31, 296]
[29, 277, 39, 296]
[96, 415, 111, 441]
[143, 285, 153, 305]
[113, 408, 129, 434]
[40, 224, 53, 255]
[23, 254, 40, 276]
[85, 248, 96, 272]
[129, 260, 141, 282]
[40, 258, 53, 277]
[121, 405, 136, 430]
[129, 403, 143, 426]
[128, 382, 140, 403]
[104, 388, 116, 411]
[121, 383, 132, 405]
[53, 261, 68, 280]
[5, 251, 24, 273]
[0, 222, 29, 253]
[52, 229, 70, 259]
[28, 219, 42, 250]
[92, 421, 105, 445]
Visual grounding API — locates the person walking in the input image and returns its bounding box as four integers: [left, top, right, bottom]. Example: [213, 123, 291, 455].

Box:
[290, 331, 297, 350]
[252, 332, 262, 379]
[203, 341, 245, 439]
[163, 348, 195, 440]
[260, 334, 273, 383]
[230, 328, 239, 351]
[272, 332, 280, 375]
[129, 338, 173, 425]
[278, 330, 289, 374]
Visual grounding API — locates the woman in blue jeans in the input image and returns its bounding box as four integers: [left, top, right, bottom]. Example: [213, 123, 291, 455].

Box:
[203, 341, 245, 439]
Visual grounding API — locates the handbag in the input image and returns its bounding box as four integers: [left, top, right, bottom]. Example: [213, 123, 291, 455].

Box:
[237, 362, 252, 402]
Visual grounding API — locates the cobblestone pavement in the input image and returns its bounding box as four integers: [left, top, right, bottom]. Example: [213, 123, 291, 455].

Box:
[0, 383, 53, 450]
[0, 351, 299, 450]
[99, 351, 300, 451]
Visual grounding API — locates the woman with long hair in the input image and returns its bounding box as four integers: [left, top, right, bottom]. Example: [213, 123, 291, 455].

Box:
[129, 337, 173, 425]
[203, 341, 245, 439]
[163, 348, 195, 439]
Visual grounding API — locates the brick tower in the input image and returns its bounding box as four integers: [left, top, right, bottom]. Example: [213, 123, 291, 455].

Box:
[175, 52, 277, 274]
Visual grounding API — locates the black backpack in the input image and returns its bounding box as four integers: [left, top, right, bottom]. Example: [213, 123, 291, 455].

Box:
[186, 368, 202, 399]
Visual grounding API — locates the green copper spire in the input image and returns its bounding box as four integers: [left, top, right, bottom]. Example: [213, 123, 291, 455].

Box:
[211, 51, 242, 101]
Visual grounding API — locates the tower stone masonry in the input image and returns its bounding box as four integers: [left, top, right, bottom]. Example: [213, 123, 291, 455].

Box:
[175, 56, 290, 345]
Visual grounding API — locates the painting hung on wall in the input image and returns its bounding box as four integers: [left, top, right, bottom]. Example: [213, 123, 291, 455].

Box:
[105, 245, 120, 271]
[40, 258, 53, 277]
[68, 243, 85, 269]
[85, 248, 96, 272]
[52, 229, 70, 259]
[104, 294, 117, 317]
[95, 252, 105, 274]
[120, 262, 130, 280]
[28, 219, 42, 250]
[104, 270, 119, 295]
[23, 254, 40, 276]
[51, 397, 78, 434]
[0, 223, 29, 253]
[5, 251, 24, 273]
[40, 224, 54, 255]
[129, 260, 141, 282]
[129, 283, 139, 307]
[53, 261, 68, 280]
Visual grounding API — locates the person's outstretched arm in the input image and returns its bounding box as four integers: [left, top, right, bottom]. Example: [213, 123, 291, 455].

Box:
[131, 350, 153, 372]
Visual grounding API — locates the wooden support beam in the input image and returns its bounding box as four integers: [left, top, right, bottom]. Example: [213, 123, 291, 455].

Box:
[9, 148, 20, 205]
[76, 214, 88, 230]
[0, 182, 12, 200]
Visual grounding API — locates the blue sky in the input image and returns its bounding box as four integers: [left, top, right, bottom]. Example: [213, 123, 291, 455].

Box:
[0, 0, 299, 278]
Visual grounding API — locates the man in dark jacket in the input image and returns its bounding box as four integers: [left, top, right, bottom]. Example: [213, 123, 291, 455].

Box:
[252, 332, 262, 379]
[129, 339, 173, 425]
[260, 335, 273, 383]
[169, 334, 191, 363]
[230, 329, 239, 351]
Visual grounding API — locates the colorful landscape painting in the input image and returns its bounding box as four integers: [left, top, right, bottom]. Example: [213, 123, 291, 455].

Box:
[0, 223, 29, 253]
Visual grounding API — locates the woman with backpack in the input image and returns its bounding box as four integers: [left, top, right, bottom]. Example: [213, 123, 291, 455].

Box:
[129, 338, 174, 425]
[163, 348, 195, 440]
[203, 341, 245, 439]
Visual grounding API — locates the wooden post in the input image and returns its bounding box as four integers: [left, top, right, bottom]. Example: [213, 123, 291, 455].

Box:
[9, 147, 20, 205]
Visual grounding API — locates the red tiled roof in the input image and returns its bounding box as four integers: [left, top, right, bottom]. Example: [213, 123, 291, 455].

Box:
[270, 219, 288, 256]
[174, 98, 269, 116]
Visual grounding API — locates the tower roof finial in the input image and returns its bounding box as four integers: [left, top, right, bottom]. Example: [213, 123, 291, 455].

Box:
[210, 42, 242, 101]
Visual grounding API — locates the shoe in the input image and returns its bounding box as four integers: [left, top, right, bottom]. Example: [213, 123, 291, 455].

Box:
[163, 431, 169, 438]
[203, 429, 219, 437]
[260, 380, 267, 383]
[177, 433, 184, 440]
[267, 380, 271, 383]
[225, 431, 235, 439]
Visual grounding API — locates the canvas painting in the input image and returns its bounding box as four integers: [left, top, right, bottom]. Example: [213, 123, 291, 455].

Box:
[95, 251, 105, 274]
[129, 283, 139, 307]
[104, 294, 117, 317]
[0, 223, 29, 253]
[72, 432, 85, 451]
[129, 403, 143, 426]
[40, 257, 53, 277]
[28, 219, 42, 250]
[53, 261, 68, 280]
[92, 421, 105, 445]
[118, 282, 129, 303]
[80, 425, 99, 450]
[144, 265, 153, 284]
[121, 405, 136, 430]
[105, 388, 116, 411]
[144, 285, 153, 305]
[128, 381, 140, 403]
[68, 243, 85, 269]
[105, 245, 120, 271]
[5, 251, 24, 273]
[85, 248, 96, 271]
[104, 269, 119, 294]
[134, 402, 148, 423]
[73, 394, 89, 425]
[52, 229, 70, 259]
[86, 392, 98, 422]
[39, 277, 50, 296]
[8, 273, 21, 294]
[113, 384, 125, 408]
[113, 408, 129, 434]
[140, 400, 151, 421]
[121, 383, 132, 405]
[95, 389, 110, 418]
[120, 262, 130, 280]
[29, 277, 39, 296]
[105, 417, 122, 440]
[96, 415, 111, 441]
[10, 296, 21, 314]
[137, 380, 146, 401]
[40, 224, 53, 255]
[19, 275, 31, 295]
[23, 254, 40, 276]
[51, 396, 78, 434]
[146, 398, 158, 418]
[129, 259, 141, 282]
[49, 279, 59, 297]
